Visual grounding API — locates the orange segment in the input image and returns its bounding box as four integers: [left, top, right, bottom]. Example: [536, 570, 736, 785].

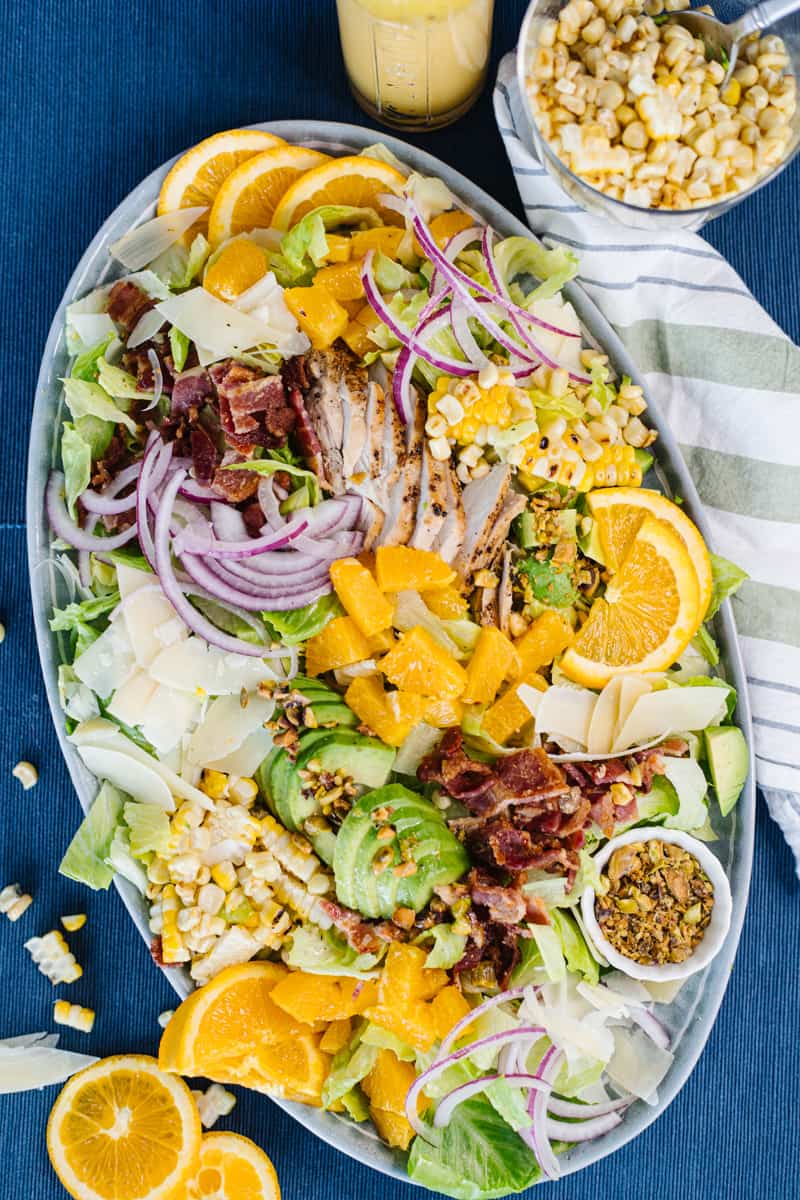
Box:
[381, 626, 468, 699]
[158, 130, 286, 237]
[270, 972, 379, 1024]
[160, 962, 308, 1076]
[203, 239, 269, 302]
[561, 514, 703, 687]
[375, 545, 456, 592]
[186, 1132, 280, 1200]
[207, 145, 331, 247]
[587, 486, 712, 614]
[329, 557, 394, 637]
[271, 156, 406, 231]
[46, 1055, 201, 1200]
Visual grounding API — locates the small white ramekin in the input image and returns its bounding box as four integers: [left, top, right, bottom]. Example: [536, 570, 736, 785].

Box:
[581, 826, 733, 982]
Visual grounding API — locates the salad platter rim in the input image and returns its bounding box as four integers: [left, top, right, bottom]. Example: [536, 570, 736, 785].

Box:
[25, 118, 756, 1189]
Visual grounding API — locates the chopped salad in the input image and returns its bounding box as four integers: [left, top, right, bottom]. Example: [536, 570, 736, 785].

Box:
[45, 134, 749, 1197]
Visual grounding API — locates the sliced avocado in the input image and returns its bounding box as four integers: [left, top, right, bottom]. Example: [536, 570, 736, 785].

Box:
[295, 728, 365, 766]
[286, 732, 396, 836]
[333, 784, 469, 920]
[307, 827, 338, 866]
[515, 511, 537, 550]
[578, 519, 606, 565]
[255, 747, 281, 814]
[704, 726, 749, 816]
[268, 748, 302, 830]
[310, 700, 359, 727]
[289, 676, 342, 700]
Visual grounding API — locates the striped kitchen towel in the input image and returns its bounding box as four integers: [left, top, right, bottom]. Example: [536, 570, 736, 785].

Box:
[494, 54, 800, 875]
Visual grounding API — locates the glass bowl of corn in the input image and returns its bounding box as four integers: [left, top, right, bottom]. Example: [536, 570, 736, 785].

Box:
[516, 0, 800, 229]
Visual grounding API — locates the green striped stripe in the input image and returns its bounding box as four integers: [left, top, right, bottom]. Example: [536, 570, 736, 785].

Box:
[615, 321, 800, 392]
[734, 581, 800, 648]
[678, 445, 800, 524]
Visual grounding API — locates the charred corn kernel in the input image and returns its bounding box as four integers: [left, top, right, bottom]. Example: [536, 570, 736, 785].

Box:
[210, 862, 238, 892]
[200, 769, 228, 800]
[24, 930, 82, 984]
[270, 871, 332, 929]
[158, 1009, 175, 1028]
[228, 777, 258, 806]
[60, 913, 86, 932]
[53, 1000, 95, 1034]
[721, 79, 741, 106]
[160, 885, 190, 963]
[12, 761, 38, 790]
[0, 883, 32, 922]
[192, 1083, 237, 1129]
[197, 883, 226, 915]
[581, 443, 642, 490]
[260, 815, 327, 885]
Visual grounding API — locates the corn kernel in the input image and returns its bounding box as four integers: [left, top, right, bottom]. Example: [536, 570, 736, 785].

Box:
[193, 1083, 237, 1129]
[228, 777, 258, 806]
[158, 1010, 175, 1028]
[24, 930, 82, 984]
[201, 769, 228, 800]
[12, 761, 38, 790]
[54, 1000, 95, 1033]
[0, 883, 32, 922]
[211, 862, 238, 892]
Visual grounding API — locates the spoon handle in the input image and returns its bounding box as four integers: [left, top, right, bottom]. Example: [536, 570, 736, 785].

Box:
[731, 0, 800, 40]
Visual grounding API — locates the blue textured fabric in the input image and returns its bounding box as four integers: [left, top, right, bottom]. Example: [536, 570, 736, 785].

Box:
[0, 2, 798, 1197]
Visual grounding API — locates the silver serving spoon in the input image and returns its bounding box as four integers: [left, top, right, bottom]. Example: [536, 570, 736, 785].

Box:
[668, 0, 800, 87]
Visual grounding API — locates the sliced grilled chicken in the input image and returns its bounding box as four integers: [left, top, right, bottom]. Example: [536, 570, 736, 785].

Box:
[498, 547, 513, 634]
[478, 586, 499, 627]
[341, 369, 370, 482]
[410, 445, 450, 551]
[304, 349, 348, 492]
[375, 394, 424, 547]
[455, 465, 526, 580]
[434, 463, 466, 565]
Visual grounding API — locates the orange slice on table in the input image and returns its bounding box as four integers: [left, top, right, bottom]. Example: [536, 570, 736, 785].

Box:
[271, 156, 407, 230]
[587, 486, 712, 614]
[207, 145, 332, 247]
[157, 130, 286, 236]
[560, 513, 703, 688]
[46, 1054, 201, 1200]
[185, 1132, 280, 1200]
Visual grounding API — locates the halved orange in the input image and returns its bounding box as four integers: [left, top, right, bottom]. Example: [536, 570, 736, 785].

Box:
[587, 487, 712, 614]
[185, 1132, 280, 1200]
[271, 156, 406, 231]
[159, 962, 306, 1077]
[560, 514, 703, 687]
[157, 130, 286, 235]
[207, 145, 331, 247]
[46, 1055, 201, 1200]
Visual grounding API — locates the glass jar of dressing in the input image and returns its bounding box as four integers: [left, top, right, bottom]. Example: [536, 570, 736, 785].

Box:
[336, 0, 495, 131]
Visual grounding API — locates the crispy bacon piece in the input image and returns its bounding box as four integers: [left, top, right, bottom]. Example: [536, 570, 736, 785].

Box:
[319, 899, 402, 955]
[467, 869, 527, 924]
[190, 427, 219, 484]
[209, 361, 295, 449]
[212, 452, 260, 503]
[108, 281, 153, 333]
[172, 368, 214, 416]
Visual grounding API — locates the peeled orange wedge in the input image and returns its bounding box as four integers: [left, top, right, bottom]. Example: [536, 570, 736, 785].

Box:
[271, 156, 407, 231]
[46, 1055, 201, 1200]
[207, 145, 331, 247]
[185, 1132, 280, 1200]
[561, 513, 703, 687]
[157, 130, 286, 235]
[203, 239, 270, 302]
[587, 486, 712, 614]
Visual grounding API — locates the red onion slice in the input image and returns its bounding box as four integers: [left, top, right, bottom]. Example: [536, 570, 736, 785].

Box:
[547, 1094, 632, 1120]
[46, 472, 139, 552]
[80, 486, 139, 517]
[435, 987, 528, 1064]
[429, 225, 483, 295]
[173, 512, 310, 559]
[181, 553, 332, 612]
[521, 1045, 563, 1181]
[143, 349, 163, 411]
[433, 1073, 551, 1129]
[450, 298, 491, 370]
[629, 1006, 671, 1051]
[546, 1111, 623, 1143]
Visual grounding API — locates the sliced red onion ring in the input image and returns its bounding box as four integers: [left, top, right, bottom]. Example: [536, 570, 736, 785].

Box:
[77, 550, 91, 589]
[80, 485, 139, 516]
[143, 349, 163, 411]
[101, 461, 143, 498]
[136, 434, 171, 567]
[546, 1112, 623, 1143]
[180, 553, 332, 612]
[153, 469, 289, 657]
[450, 298, 491, 370]
[393, 346, 417, 427]
[404, 1025, 545, 1142]
[429, 225, 483, 296]
[547, 1094, 632, 1120]
[433, 1072, 550, 1129]
[291, 531, 364, 557]
[435, 987, 528, 1064]
[214, 555, 334, 589]
[211, 502, 249, 542]
[178, 478, 221, 503]
[521, 1045, 563, 1181]
[258, 476, 283, 528]
[46, 472, 139, 552]
[173, 511, 310, 559]
[629, 1006, 671, 1051]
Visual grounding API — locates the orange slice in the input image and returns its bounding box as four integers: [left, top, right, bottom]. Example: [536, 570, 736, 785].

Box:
[159, 962, 308, 1077]
[587, 487, 712, 614]
[560, 514, 703, 687]
[207, 145, 331, 247]
[185, 1132, 280, 1200]
[46, 1054, 201, 1200]
[203, 238, 270, 301]
[157, 130, 286, 235]
[271, 156, 406, 231]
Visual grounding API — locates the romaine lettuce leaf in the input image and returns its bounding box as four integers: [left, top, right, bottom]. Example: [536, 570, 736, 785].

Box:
[95, 360, 150, 404]
[169, 326, 190, 372]
[706, 553, 748, 619]
[62, 377, 138, 434]
[407, 1095, 540, 1199]
[282, 925, 382, 977]
[274, 206, 380, 284]
[106, 826, 148, 893]
[360, 1023, 416, 1061]
[49, 590, 120, 657]
[149, 232, 210, 290]
[321, 1037, 379, 1110]
[493, 237, 578, 303]
[71, 334, 115, 383]
[59, 782, 126, 890]
[373, 251, 418, 292]
[422, 923, 467, 970]
[588, 360, 615, 413]
[550, 909, 599, 984]
[691, 624, 720, 667]
[263, 595, 343, 647]
[60, 423, 93, 518]
[123, 801, 170, 857]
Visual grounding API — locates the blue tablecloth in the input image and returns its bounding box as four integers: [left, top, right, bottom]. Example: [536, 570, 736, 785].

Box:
[1, 3, 798, 1197]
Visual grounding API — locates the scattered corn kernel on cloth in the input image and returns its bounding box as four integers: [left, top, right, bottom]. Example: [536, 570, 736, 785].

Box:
[494, 56, 800, 875]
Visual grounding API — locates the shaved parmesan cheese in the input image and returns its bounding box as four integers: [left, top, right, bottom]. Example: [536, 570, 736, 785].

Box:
[127, 308, 167, 349]
[233, 272, 310, 358]
[107, 671, 158, 727]
[139, 686, 202, 756]
[528, 296, 584, 375]
[204, 727, 275, 777]
[613, 686, 728, 753]
[576, 980, 630, 1018]
[110, 207, 208, 271]
[70, 719, 212, 809]
[613, 676, 653, 746]
[534, 686, 597, 747]
[116, 563, 154, 599]
[155, 288, 285, 360]
[517, 682, 544, 719]
[149, 637, 275, 696]
[643, 977, 687, 1004]
[586, 677, 622, 754]
[0, 1033, 97, 1095]
[77, 746, 175, 810]
[73, 622, 135, 699]
[123, 587, 187, 668]
[186, 694, 274, 768]
[601, 972, 652, 1005]
[68, 313, 116, 355]
[606, 1026, 674, 1103]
